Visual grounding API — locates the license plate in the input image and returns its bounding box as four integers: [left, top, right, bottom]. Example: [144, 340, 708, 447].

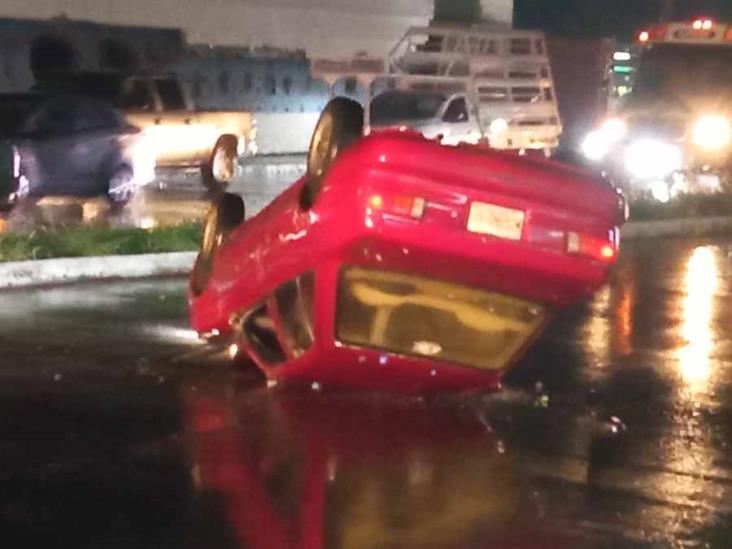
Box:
[467, 202, 525, 240]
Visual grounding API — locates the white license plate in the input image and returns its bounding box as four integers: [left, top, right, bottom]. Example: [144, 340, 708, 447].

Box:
[467, 202, 525, 240]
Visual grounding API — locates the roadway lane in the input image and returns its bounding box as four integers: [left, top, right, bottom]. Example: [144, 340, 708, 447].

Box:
[0, 237, 730, 548]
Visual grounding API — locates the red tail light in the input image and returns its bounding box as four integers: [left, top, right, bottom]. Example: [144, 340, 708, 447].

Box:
[567, 232, 617, 263]
[369, 193, 426, 220]
[650, 24, 668, 41]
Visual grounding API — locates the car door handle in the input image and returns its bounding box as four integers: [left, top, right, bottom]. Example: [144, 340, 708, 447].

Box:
[184, 118, 192, 125]
[155, 118, 162, 125]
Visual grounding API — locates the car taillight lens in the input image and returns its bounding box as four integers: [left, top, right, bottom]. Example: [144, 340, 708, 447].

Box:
[650, 24, 668, 41]
[567, 232, 617, 263]
[368, 193, 426, 220]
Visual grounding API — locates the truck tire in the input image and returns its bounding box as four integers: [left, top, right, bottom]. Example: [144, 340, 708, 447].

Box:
[191, 191, 245, 296]
[202, 135, 239, 190]
[301, 97, 363, 208]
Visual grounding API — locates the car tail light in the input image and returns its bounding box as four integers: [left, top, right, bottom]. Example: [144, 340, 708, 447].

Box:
[566, 232, 616, 263]
[368, 193, 426, 220]
[725, 26, 732, 41]
[650, 24, 668, 41]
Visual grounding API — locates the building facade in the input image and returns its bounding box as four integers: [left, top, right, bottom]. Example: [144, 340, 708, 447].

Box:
[0, 17, 184, 91]
[0, 1, 513, 58]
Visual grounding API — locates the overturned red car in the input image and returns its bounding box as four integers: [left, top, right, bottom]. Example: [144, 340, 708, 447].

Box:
[189, 98, 626, 393]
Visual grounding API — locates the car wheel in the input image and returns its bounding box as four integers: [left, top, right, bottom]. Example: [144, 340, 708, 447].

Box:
[301, 97, 364, 208]
[202, 136, 239, 190]
[191, 191, 245, 296]
[108, 165, 136, 208]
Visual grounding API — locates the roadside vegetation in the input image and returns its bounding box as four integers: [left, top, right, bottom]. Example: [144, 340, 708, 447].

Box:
[1, 193, 732, 262]
[0, 222, 202, 262]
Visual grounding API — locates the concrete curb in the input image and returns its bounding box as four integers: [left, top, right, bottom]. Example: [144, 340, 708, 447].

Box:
[0, 251, 196, 290]
[622, 216, 732, 239]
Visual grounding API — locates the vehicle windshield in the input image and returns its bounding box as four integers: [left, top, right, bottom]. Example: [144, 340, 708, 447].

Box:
[631, 44, 732, 108]
[370, 91, 446, 125]
[336, 267, 545, 371]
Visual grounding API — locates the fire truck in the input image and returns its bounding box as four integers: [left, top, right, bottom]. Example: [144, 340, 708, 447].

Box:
[582, 18, 732, 201]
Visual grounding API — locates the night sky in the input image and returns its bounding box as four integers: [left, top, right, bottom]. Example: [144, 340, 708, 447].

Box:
[514, 0, 732, 39]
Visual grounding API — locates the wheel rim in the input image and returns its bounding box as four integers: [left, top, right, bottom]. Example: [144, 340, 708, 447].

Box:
[212, 147, 236, 183]
[308, 111, 335, 178]
[109, 169, 135, 204]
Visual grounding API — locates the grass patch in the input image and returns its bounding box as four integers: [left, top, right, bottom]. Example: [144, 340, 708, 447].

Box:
[630, 193, 732, 222]
[0, 222, 202, 262]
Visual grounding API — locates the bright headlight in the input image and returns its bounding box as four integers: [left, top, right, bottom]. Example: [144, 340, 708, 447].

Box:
[693, 115, 731, 152]
[488, 118, 509, 136]
[623, 139, 683, 180]
[581, 118, 627, 160]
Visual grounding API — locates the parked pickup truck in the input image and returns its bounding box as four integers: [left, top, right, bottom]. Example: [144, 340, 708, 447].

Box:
[34, 72, 256, 188]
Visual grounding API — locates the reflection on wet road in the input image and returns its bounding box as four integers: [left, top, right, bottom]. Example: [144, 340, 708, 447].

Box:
[0, 237, 730, 548]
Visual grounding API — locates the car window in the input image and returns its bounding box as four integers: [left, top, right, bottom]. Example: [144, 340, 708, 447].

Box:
[442, 97, 469, 123]
[25, 100, 77, 136]
[155, 79, 186, 110]
[336, 267, 546, 371]
[242, 302, 286, 365]
[119, 79, 155, 111]
[73, 100, 123, 132]
[0, 96, 46, 137]
[274, 273, 315, 358]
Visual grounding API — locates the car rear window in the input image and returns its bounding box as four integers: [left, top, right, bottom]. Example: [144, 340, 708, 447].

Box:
[336, 268, 545, 371]
[155, 79, 186, 111]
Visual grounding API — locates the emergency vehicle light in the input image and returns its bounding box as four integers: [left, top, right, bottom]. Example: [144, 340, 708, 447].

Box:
[692, 18, 714, 31]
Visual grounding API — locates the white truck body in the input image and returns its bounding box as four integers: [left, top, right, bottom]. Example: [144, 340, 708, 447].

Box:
[372, 24, 562, 154]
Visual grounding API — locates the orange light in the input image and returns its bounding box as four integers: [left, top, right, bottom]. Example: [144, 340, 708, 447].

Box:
[567, 232, 617, 263]
[725, 26, 732, 41]
[368, 195, 384, 209]
[639, 31, 650, 43]
[650, 24, 669, 41]
[392, 195, 414, 212]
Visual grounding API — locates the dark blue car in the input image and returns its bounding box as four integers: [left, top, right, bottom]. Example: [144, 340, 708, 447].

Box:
[0, 93, 155, 210]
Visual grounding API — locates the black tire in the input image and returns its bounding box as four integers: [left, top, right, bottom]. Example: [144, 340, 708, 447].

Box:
[191, 192, 245, 296]
[202, 136, 238, 191]
[107, 165, 136, 209]
[301, 97, 364, 208]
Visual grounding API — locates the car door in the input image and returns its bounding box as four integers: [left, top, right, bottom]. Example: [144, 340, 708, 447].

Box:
[23, 98, 79, 195]
[69, 99, 127, 195]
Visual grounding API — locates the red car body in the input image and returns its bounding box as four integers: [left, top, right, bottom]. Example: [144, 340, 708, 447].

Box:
[190, 130, 624, 393]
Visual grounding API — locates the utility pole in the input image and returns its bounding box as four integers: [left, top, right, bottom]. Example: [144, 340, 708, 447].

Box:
[659, 0, 674, 22]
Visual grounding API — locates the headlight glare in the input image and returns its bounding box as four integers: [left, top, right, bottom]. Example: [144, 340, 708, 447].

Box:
[623, 139, 683, 180]
[693, 115, 731, 152]
[581, 118, 627, 161]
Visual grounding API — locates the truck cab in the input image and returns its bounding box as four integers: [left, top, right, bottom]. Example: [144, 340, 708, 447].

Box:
[370, 91, 482, 146]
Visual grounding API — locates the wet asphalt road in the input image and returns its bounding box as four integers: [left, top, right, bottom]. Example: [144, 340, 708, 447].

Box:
[1, 237, 731, 548]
